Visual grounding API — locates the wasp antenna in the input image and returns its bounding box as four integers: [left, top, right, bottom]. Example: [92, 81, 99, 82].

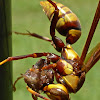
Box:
[15, 31, 52, 42]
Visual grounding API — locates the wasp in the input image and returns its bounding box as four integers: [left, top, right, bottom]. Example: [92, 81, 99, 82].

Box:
[0, 0, 100, 100]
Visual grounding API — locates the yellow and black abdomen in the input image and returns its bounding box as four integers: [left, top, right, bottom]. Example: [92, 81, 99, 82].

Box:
[40, 1, 81, 44]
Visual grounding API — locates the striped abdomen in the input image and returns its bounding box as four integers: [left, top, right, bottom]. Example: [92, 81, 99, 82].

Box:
[40, 1, 81, 44]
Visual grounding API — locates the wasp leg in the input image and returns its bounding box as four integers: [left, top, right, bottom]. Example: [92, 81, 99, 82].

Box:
[15, 29, 64, 52]
[51, 36, 65, 52]
[43, 84, 70, 100]
[47, 0, 59, 37]
[15, 31, 52, 42]
[26, 86, 51, 100]
[75, 72, 85, 92]
[42, 63, 57, 70]
[32, 94, 37, 100]
[0, 53, 60, 65]
[47, 0, 65, 52]
[13, 75, 23, 92]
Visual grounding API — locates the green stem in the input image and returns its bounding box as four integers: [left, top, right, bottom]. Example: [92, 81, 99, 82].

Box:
[0, 0, 12, 100]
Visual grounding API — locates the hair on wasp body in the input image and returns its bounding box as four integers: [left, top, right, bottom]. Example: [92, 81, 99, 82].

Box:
[0, 0, 100, 100]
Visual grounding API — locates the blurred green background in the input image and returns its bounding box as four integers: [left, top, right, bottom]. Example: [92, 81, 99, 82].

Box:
[12, 0, 100, 100]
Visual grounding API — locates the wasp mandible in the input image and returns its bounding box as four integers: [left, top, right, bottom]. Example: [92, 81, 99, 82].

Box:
[0, 0, 100, 100]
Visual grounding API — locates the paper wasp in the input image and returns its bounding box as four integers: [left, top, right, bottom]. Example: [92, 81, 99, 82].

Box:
[0, 0, 100, 100]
